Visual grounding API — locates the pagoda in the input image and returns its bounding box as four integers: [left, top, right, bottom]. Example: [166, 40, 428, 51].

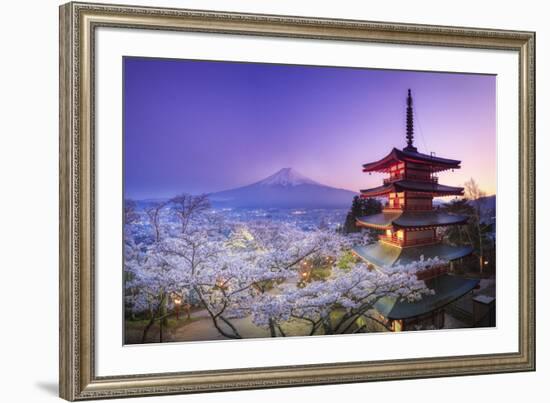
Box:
[353, 89, 478, 331]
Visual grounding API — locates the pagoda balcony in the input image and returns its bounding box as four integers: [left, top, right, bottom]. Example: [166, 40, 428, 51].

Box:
[383, 203, 402, 211]
[379, 234, 441, 247]
[383, 203, 433, 212]
[383, 175, 438, 185]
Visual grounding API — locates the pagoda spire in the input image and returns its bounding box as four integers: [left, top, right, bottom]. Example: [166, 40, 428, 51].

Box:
[404, 89, 417, 152]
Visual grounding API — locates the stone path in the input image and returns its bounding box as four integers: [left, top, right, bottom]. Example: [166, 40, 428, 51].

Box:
[171, 309, 316, 342]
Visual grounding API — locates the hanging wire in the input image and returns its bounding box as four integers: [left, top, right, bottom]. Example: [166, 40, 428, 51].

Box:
[413, 105, 429, 153]
[411, 94, 437, 186]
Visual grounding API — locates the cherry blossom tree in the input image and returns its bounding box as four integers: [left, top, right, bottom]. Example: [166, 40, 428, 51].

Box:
[169, 193, 210, 234]
[250, 258, 438, 336]
[125, 240, 180, 342]
[145, 201, 169, 243]
[125, 198, 437, 341]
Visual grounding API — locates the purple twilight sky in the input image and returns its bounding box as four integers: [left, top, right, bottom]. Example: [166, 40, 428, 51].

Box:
[124, 57, 496, 200]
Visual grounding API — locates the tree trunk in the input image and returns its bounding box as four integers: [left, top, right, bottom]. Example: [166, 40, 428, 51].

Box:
[322, 316, 333, 335]
[142, 315, 155, 343]
[269, 319, 277, 337]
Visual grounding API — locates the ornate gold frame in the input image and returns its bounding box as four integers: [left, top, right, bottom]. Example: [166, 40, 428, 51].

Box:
[59, 2, 535, 400]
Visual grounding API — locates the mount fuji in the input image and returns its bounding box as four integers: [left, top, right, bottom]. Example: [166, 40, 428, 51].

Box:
[209, 168, 357, 209]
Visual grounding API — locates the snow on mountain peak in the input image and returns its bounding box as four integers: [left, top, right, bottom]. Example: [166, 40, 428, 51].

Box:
[256, 168, 321, 187]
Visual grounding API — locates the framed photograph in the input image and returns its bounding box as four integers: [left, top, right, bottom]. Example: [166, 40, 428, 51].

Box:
[59, 2, 535, 400]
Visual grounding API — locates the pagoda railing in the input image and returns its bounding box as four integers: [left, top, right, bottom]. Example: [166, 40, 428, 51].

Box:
[383, 175, 438, 185]
[379, 234, 401, 246]
[383, 204, 433, 212]
[379, 234, 441, 247]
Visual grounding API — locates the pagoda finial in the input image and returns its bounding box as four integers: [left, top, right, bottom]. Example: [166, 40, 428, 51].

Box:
[404, 89, 417, 152]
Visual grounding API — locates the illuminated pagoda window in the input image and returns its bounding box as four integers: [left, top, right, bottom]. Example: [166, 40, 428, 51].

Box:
[352, 89, 479, 331]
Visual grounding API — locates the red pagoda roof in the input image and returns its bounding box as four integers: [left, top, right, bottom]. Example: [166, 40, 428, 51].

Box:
[374, 274, 479, 320]
[362, 147, 461, 173]
[356, 211, 468, 229]
[360, 180, 464, 197]
[352, 242, 473, 268]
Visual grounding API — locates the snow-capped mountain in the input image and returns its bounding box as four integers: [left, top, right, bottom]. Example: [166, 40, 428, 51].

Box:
[255, 167, 320, 187]
[209, 168, 357, 209]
